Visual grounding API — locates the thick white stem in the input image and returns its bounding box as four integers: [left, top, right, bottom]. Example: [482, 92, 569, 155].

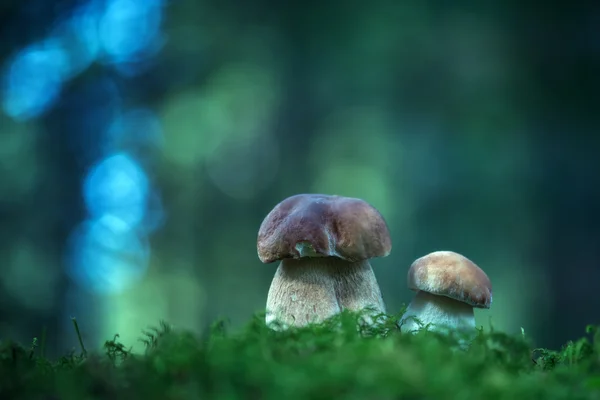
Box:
[399, 290, 475, 333]
[332, 259, 386, 318]
[266, 257, 385, 328]
[266, 258, 340, 328]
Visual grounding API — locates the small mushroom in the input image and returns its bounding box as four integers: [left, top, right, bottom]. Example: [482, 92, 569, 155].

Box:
[399, 251, 492, 334]
[257, 194, 392, 328]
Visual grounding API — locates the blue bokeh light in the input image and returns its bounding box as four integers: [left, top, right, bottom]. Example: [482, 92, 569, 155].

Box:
[3, 0, 168, 294]
[49, 1, 102, 79]
[83, 152, 150, 227]
[98, 0, 165, 65]
[66, 214, 150, 295]
[2, 0, 166, 121]
[2, 40, 69, 120]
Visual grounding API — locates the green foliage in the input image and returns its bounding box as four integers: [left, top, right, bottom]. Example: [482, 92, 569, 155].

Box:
[0, 312, 599, 400]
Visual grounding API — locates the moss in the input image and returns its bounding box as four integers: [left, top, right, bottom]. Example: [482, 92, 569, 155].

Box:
[0, 311, 599, 400]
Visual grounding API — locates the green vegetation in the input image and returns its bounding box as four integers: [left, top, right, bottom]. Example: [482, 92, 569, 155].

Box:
[1, 312, 599, 400]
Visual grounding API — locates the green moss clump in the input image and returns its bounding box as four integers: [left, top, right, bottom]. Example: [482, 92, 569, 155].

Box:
[0, 312, 599, 400]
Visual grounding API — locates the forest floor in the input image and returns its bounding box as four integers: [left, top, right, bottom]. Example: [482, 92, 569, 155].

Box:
[1, 310, 599, 400]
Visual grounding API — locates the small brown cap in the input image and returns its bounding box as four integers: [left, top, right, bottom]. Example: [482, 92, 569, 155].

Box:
[257, 194, 391, 263]
[407, 251, 492, 308]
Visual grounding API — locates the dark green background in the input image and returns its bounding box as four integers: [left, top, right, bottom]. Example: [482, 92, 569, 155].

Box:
[0, 0, 598, 356]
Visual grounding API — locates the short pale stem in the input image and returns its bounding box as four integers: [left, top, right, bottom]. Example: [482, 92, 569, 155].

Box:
[399, 290, 475, 333]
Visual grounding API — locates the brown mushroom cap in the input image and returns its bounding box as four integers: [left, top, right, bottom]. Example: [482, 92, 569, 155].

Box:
[257, 194, 391, 264]
[407, 251, 492, 308]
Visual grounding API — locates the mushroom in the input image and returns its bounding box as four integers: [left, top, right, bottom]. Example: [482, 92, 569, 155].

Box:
[399, 251, 492, 334]
[257, 194, 392, 328]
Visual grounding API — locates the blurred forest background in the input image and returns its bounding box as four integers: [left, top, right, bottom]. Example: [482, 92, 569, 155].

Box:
[0, 0, 599, 357]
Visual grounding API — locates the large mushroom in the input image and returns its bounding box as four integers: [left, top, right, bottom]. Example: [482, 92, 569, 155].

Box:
[257, 194, 392, 328]
[399, 251, 492, 334]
